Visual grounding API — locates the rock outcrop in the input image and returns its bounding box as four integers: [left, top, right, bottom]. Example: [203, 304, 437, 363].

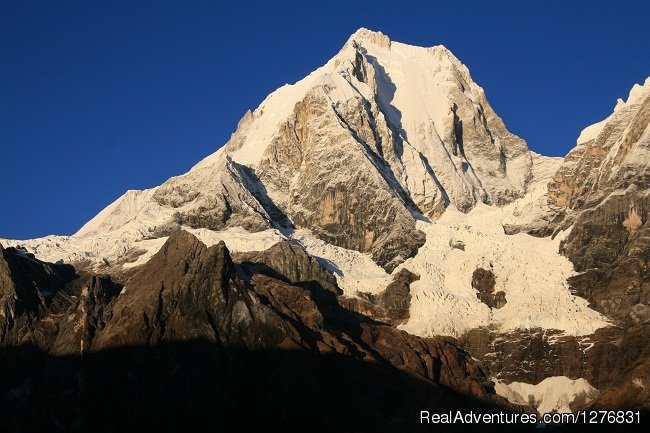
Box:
[471, 268, 507, 309]
[340, 269, 418, 326]
[0, 243, 121, 352]
[551, 79, 650, 409]
[234, 240, 341, 295]
[375, 268, 419, 310]
[548, 78, 649, 216]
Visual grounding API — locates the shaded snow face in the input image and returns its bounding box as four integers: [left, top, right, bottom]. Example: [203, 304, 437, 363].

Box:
[495, 376, 599, 414]
[1, 227, 286, 272]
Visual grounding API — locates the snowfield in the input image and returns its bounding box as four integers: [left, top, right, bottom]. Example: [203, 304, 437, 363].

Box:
[398, 203, 609, 337]
[294, 200, 609, 339]
[0, 227, 285, 270]
[495, 376, 599, 413]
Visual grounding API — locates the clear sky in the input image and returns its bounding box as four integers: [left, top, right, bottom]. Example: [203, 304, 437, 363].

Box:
[1, 0, 649, 239]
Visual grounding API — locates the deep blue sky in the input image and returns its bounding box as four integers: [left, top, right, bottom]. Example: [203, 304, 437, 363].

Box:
[2, 1, 649, 239]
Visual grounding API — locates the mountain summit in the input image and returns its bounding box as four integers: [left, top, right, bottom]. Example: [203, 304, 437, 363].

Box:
[67, 28, 533, 272]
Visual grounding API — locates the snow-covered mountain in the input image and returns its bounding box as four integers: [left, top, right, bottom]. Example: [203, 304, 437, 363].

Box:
[0, 26, 621, 343]
[549, 77, 649, 215]
[2, 28, 649, 416]
[11, 28, 532, 272]
[4, 28, 599, 337]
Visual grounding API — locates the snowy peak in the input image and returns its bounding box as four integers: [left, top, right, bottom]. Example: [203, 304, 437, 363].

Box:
[614, 76, 650, 113]
[577, 76, 650, 144]
[343, 27, 461, 73]
[219, 27, 532, 210]
[549, 76, 650, 211]
[8, 29, 535, 272]
[345, 27, 392, 50]
[338, 27, 484, 130]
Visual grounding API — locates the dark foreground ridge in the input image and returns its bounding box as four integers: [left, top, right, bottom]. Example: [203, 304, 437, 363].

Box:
[1, 231, 530, 432]
[1, 341, 531, 433]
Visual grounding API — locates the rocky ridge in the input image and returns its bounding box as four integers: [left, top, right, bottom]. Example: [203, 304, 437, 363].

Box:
[0, 234, 528, 432]
[469, 77, 650, 410]
[552, 79, 650, 410]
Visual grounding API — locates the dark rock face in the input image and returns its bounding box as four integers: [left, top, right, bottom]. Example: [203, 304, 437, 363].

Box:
[378, 268, 419, 309]
[343, 269, 419, 325]
[0, 342, 529, 433]
[492, 291, 507, 309]
[91, 230, 285, 350]
[460, 328, 585, 384]
[472, 268, 496, 293]
[0, 244, 121, 351]
[471, 268, 506, 309]
[460, 312, 650, 411]
[592, 345, 650, 410]
[552, 170, 649, 410]
[234, 240, 341, 295]
[563, 188, 650, 326]
[584, 326, 650, 391]
[0, 233, 528, 432]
